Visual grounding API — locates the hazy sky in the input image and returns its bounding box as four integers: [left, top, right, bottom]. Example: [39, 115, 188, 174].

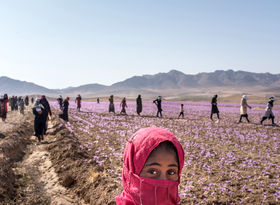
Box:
[0, 0, 279, 89]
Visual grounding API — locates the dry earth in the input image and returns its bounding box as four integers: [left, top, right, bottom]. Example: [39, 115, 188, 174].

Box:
[0, 108, 89, 205]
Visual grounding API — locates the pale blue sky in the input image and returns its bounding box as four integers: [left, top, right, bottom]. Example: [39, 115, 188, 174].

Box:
[0, 0, 279, 89]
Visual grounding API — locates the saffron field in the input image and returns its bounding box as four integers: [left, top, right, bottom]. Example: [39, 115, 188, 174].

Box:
[50, 100, 280, 204]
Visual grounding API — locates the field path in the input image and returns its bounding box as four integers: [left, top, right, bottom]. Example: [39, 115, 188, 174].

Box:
[14, 121, 88, 205]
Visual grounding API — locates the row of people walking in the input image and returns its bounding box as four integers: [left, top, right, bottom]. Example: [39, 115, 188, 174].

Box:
[211, 95, 276, 125]
[10, 96, 32, 111]
[2, 93, 277, 129]
[110, 94, 277, 126]
[108, 94, 161, 117]
[0, 94, 35, 121]
[63, 93, 276, 125]
[2, 92, 277, 144]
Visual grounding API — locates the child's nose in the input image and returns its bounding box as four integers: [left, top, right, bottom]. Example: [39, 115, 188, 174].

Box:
[159, 173, 168, 180]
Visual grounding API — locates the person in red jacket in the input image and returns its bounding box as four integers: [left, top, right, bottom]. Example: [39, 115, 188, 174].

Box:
[0, 94, 9, 122]
[115, 127, 185, 205]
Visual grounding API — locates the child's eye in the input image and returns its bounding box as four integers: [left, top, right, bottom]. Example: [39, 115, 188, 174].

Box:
[148, 169, 159, 176]
[167, 169, 177, 175]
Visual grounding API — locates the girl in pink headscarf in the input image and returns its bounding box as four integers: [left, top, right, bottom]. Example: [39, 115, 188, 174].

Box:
[115, 127, 185, 205]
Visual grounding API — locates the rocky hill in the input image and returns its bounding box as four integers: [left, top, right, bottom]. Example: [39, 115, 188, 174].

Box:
[1, 70, 280, 98]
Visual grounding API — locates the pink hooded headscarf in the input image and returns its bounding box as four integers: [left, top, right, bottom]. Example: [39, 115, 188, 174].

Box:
[115, 127, 185, 205]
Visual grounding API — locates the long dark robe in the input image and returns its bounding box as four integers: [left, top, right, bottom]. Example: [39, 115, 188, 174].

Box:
[25, 96, 29, 106]
[33, 107, 45, 138]
[136, 97, 142, 114]
[109, 97, 115, 113]
[211, 97, 219, 113]
[59, 100, 69, 121]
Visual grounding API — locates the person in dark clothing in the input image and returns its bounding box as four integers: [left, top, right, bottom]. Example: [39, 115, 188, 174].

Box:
[57, 95, 63, 111]
[75, 94, 82, 112]
[33, 100, 45, 142]
[210, 95, 220, 121]
[31, 97, 34, 104]
[14, 96, 18, 110]
[178, 104, 184, 119]
[97, 97, 100, 104]
[10, 96, 15, 111]
[109, 95, 115, 113]
[0, 94, 9, 122]
[59, 97, 69, 121]
[120, 97, 128, 115]
[260, 97, 275, 125]
[153, 96, 162, 117]
[136, 95, 142, 116]
[39, 95, 52, 134]
[19, 98, 25, 115]
[24, 96, 29, 106]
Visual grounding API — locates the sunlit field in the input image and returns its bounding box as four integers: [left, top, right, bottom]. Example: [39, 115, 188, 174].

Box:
[50, 100, 280, 204]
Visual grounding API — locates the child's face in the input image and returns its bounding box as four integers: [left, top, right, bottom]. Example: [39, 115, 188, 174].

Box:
[139, 146, 179, 181]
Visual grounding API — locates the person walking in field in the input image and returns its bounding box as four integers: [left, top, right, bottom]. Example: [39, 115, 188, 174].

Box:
[153, 96, 163, 117]
[9, 96, 14, 111]
[120, 97, 128, 115]
[39, 95, 52, 135]
[57, 95, 63, 111]
[0, 94, 9, 122]
[59, 97, 70, 121]
[33, 99, 45, 142]
[14, 96, 18, 111]
[75, 94, 82, 112]
[109, 95, 115, 114]
[136, 95, 142, 116]
[238, 95, 252, 123]
[210, 94, 220, 121]
[24, 96, 29, 106]
[260, 97, 275, 125]
[19, 98, 25, 115]
[31, 97, 34, 104]
[178, 104, 184, 119]
[97, 97, 100, 104]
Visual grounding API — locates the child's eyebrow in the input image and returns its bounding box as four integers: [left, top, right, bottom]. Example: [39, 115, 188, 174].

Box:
[145, 163, 178, 167]
[145, 162, 161, 167]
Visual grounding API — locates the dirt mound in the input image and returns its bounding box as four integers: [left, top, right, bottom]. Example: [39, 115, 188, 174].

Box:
[0, 158, 15, 202]
[0, 124, 33, 162]
[47, 118, 118, 205]
[0, 120, 33, 203]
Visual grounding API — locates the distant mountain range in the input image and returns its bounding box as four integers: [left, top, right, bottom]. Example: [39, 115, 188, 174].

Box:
[1, 70, 280, 98]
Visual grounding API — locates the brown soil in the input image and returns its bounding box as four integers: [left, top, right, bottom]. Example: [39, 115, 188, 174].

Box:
[0, 108, 119, 205]
[0, 111, 33, 204]
[0, 109, 88, 205]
